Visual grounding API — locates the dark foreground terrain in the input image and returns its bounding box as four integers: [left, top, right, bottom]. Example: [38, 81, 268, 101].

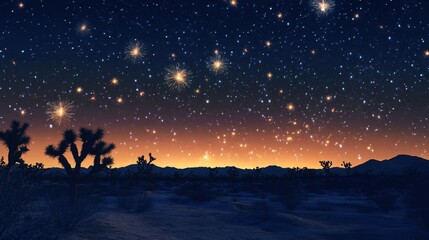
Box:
[1, 171, 429, 240]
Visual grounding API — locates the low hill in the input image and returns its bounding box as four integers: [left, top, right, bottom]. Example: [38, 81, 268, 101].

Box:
[352, 154, 429, 175]
[40, 154, 429, 177]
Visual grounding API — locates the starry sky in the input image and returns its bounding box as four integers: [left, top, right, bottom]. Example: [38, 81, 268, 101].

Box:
[0, 0, 428, 169]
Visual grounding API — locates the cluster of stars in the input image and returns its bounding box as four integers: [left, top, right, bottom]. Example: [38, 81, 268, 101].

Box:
[0, 0, 427, 169]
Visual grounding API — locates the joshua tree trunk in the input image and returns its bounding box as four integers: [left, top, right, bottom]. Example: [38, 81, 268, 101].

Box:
[70, 162, 82, 204]
[70, 176, 78, 204]
[5, 151, 15, 171]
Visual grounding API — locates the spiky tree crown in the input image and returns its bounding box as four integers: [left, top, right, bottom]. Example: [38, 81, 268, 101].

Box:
[0, 120, 30, 150]
[45, 127, 115, 176]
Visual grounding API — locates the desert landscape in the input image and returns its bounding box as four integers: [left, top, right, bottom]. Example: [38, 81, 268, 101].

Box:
[1, 0, 428, 239]
[1, 153, 429, 239]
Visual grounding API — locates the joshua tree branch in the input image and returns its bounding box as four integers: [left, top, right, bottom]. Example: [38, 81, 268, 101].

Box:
[58, 155, 73, 176]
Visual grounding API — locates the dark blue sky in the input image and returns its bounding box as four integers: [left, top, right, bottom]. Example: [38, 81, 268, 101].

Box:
[0, 0, 427, 168]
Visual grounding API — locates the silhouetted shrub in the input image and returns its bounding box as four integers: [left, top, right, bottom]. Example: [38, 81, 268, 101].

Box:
[407, 180, 429, 229]
[373, 190, 397, 212]
[49, 196, 99, 232]
[208, 167, 218, 178]
[288, 167, 317, 178]
[175, 183, 217, 202]
[226, 167, 239, 180]
[279, 191, 304, 211]
[0, 175, 32, 239]
[118, 191, 153, 212]
[243, 200, 275, 223]
[252, 167, 262, 179]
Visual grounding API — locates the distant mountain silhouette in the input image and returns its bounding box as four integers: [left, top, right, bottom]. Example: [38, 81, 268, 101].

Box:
[352, 154, 429, 175]
[40, 154, 429, 177]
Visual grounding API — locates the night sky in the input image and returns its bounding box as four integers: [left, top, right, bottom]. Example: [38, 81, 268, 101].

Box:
[0, 0, 428, 169]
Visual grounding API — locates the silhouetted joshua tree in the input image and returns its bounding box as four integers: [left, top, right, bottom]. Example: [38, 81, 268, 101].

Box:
[341, 161, 352, 176]
[136, 153, 156, 177]
[0, 120, 30, 171]
[88, 141, 115, 176]
[45, 128, 114, 203]
[319, 160, 333, 176]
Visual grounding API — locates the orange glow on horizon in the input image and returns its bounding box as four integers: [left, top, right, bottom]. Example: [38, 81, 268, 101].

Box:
[0, 122, 426, 170]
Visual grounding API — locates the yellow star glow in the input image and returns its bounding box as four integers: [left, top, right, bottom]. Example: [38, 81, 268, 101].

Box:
[76, 22, 90, 35]
[46, 99, 75, 125]
[111, 78, 119, 85]
[164, 65, 192, 91]
[313, 0, 334, 15]
[208, 55, 228, 75]
[125, 41, 145, 62]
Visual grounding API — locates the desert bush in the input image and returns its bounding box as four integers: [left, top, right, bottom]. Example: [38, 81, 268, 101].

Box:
[279, 190, 305, 211]
[407, 180, 429, 229]
[373, 190, 397, 212]
[288, 167, 318, 178]
[249, 201, 274, 221]
[175, 182, 217, 202]
[226, 167, 239, 180]
[243, 200, 275, 223]
[48, 196, 99, 232]
[118, 191, 153, 212]
[208, 167, 218, 179]
[0, 175, 32, 239]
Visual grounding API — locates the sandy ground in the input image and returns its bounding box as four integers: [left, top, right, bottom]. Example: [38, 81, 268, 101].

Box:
[53, 187, 427, 240]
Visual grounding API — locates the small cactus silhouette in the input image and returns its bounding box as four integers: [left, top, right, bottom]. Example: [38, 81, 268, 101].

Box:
[319, 160, 333, 176]
[136, 153, 156, 176]
[341, 161, 352, 176]
[0, 156, 5, 168]
[28, 162, 44, 170]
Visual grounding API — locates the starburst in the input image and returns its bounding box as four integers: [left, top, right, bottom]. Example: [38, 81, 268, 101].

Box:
[125, 41, 145, 62]
[208, 55, 228, 75]
[46, 99, 75, 125]
[164, 65, 192, 91]
[313, 0, 334, 15]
